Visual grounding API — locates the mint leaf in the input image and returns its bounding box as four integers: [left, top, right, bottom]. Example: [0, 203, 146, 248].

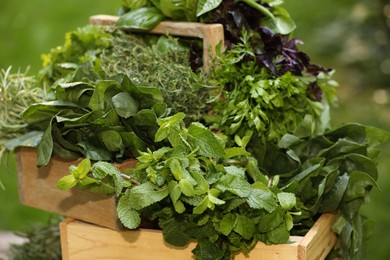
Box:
[92, 161, 124, 196]
[160, 218, 191, 247]
[123, 182, 169, 210]
[187, 122, 225, 158]
[56, 175, 78, 190]
[168, 158, 183, 180]
[265, 221, 290, 244]
[155, 112, 185, 142]
[234, 215, 255, 240]
[277, 192, 296, 211]
[247, 183, 278, 212]
[117, 195, 141, 229]
[72, 158, 91, 179]
[179, 179, 196, 196]
[219, 213, 237, 236]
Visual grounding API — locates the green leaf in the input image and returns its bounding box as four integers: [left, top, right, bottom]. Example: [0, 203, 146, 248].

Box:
[56, 175, 78, 190]
[247, 183, 277, 212]
[224, 147, 250, 159]
[265, 221, 290, 244]
[5, 131, 43, 151]
[72, 158, 91, 179]
[277, 192, 296, 211]
[215, 173, 252, 198]
[168, 158, 183, 180]
[234, 215, 255, 240]
[155, 112, 186, 142]
[258, 207, 284, 233]
[92, 161, 124, 196]
[187, 122, 225, 158]
[117, 194, 141, 229]
[36, 117, 54, 167]
[208, 189, 225, 205]
[112, 92, 139, 119]
[160, 0, 187, 20]
[179, 179, 196, 196]
[123, 182, 169, 210]
[160, 218, 191, 247]
[196, 0, 223, 17]
[219, 213, 237, 236]
[116, 7, 165, 31]
[100, 130, 123, 152]
[168, 180, 181, 203]
[193, 196, 209, 214]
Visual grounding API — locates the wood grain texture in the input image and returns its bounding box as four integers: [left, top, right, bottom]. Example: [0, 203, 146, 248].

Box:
[60, 214, 337, 260]
[298, 213, 338, 260]
[15, 147, 137, 230]
[89, 14, 224, 72]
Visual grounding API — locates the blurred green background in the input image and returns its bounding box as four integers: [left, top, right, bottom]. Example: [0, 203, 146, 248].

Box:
[0, 0, 389, 259]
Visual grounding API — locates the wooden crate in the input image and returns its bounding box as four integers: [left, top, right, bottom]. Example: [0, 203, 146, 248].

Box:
[15, 147, 136, 230]
[89, 14, 224, 73]
[60, 214, 337, 260]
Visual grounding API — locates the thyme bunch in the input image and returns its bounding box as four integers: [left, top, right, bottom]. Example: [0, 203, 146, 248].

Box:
[100, 31, 212, 122]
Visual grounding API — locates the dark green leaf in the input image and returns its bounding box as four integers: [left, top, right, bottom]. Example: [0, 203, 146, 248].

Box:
[112, 92, 139, 118]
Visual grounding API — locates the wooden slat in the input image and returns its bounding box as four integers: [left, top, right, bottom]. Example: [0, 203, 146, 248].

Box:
[89, 14, 224, 72]
[298, 213, 338, 260]
[60, 215, 336, 260]
[15, 147, 137, 230]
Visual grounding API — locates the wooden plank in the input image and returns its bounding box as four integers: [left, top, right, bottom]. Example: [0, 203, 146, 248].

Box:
[15, 147, 137, 230]
[89, 14, 224, 72]
[60, 216, 336, 260]
[298, 213, 337, 260]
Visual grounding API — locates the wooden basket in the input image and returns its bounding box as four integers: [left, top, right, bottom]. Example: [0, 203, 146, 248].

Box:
[60, 214, 337, 260]
[15, 147, 136, 230]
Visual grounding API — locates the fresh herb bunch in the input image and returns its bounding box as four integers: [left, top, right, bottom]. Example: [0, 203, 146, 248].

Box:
[58, 112, 301, 259]
[100, 30, 211, 122]
[40, 25, 112, 86]
[0, 67, 44, 188]
[207, 32, 337, 144]
[8, 217, 62, 260]
[2, 0, 389, 259]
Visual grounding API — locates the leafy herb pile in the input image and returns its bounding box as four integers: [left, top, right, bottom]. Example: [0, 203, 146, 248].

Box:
[2, 1, 390, 260]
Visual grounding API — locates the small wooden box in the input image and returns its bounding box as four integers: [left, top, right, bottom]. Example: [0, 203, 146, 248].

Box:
[15, 147, 136, 230]
[60, 214, 337, 260]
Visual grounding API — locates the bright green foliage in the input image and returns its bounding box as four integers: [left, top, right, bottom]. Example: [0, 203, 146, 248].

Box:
[208, 34, 337, 144]
[63, 113, 300, 259]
